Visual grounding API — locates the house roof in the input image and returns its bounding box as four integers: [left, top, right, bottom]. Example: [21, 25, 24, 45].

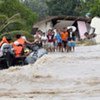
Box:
[33, 16, 91, 27]
[54, 20, 75, 29]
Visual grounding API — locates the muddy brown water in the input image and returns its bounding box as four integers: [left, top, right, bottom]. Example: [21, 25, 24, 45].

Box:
[0, 45, 100, 99]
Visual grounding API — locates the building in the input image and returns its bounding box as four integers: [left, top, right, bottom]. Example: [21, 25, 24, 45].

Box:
[90, 17, 100, 43]
[32, 16, 91, 40]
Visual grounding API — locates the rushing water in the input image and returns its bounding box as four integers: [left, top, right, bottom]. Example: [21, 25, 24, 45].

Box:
[0, 45, 100, 100]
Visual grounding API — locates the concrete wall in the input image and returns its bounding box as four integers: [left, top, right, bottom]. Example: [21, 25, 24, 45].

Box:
[91, 17, 100, 43]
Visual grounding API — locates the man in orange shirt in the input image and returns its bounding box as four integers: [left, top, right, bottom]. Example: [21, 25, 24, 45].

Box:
[61, 27, 68, 52]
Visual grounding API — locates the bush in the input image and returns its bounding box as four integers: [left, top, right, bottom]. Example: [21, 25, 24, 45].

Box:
[0, 30, 34, 42]
[77, 39, 97, 46]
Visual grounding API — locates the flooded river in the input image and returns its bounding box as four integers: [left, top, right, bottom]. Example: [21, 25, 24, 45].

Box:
[0, 45, 100, 100]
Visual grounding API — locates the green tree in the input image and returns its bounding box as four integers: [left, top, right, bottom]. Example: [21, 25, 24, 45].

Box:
[23, 0, 48, 19]
[0, 0, 38, 32]
[77, 0, 100, 17]
[46, 0, 80, 16]
[0, 13, 24, 33]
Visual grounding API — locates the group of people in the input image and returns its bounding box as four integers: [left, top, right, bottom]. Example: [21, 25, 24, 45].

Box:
[0, 34, 35, 58]
[0, 26, 76, 59]
[34, 27, 76, 52]
[84, 32, 96, 40]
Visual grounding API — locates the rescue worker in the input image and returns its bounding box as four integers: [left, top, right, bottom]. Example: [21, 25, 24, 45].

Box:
[13, 34, 35, 57]
[0, 36, 9, 47]
[0, 36, 14, 67]
[0, 36, 13, 53]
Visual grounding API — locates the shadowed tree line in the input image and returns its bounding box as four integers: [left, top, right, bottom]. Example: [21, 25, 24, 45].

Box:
[23, 0, 100, 18]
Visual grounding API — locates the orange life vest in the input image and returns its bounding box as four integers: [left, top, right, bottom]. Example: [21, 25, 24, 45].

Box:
[0, 37, 9, 47]
[13, 44, 24, 57]
[17, 38, 26, 46]
[13, 38, 25, 57]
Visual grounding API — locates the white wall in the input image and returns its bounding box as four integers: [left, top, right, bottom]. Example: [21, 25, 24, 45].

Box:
[91, 17, 100, 43]
[77, 21, 88, 39]
[33, 21, 53, 33]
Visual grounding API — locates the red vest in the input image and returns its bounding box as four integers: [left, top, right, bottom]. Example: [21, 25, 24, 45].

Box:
[13, 38, 25, 57]
[13, 44, 23, 57]
[17, 38, 26, 46]
[0, 37, 9, 47]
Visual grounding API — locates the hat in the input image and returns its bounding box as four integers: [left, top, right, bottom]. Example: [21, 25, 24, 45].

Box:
[67, 26, 76, 32]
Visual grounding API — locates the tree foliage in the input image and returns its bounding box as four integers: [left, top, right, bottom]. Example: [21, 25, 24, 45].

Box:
[23, 0, 48, 19]
[22, 0, 100, 18]
[46, 0, 80, 16]
[0, 13, 25, 33]
[0, 30, 34, 41]
[76, 0, 100, 17]
[46, 0, 100, 17]
[0, 0, 38, 32]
